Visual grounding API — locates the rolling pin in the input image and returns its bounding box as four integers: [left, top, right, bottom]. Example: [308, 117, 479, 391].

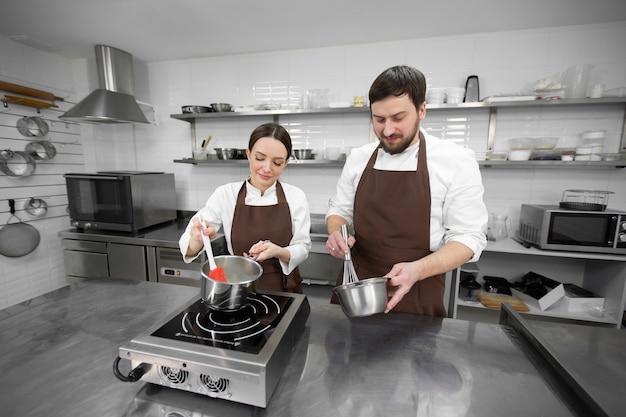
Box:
[0, 80, 64, 101]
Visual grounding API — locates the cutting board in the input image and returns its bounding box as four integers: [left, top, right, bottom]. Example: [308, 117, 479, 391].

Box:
[479, 293, 530, 312]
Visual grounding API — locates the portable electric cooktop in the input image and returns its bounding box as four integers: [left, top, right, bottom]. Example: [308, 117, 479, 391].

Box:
[117, 291, 310, 408]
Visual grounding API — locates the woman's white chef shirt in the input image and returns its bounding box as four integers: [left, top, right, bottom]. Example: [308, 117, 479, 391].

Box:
[326, 129, 488, 263]
[179, 179, 311, 275]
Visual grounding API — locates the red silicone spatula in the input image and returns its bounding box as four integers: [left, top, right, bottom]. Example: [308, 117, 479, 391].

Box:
[201, 219, 226, 282]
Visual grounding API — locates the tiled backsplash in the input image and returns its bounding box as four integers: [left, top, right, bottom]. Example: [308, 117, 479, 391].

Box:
[139, 22, 626, 225]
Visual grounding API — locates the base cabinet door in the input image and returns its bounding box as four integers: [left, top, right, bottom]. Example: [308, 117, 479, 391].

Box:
[108, 243, 148, 281]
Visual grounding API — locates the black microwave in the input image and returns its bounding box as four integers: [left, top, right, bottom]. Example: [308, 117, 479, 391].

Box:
[64, 171, 177, 232]
[518, 204, 626, 254]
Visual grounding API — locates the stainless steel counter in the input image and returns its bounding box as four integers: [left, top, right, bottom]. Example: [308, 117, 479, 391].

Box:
[58, 218, 199, 249]
[3, 279, 623, 416]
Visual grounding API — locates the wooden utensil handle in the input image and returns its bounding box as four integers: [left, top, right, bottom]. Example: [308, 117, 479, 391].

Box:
[3, 95, 58, 109]
[0, 80, 64, 101]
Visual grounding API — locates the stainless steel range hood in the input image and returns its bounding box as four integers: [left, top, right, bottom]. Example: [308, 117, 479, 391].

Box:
[60, 45, 149, 124]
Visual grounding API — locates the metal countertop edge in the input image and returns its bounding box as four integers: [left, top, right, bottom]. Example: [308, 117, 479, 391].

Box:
[499, 304, 609, 417]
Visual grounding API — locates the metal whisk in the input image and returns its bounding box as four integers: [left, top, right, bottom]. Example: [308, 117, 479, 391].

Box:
[341, 224, 359, 285]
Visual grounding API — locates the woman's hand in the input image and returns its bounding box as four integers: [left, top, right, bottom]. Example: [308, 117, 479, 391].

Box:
[186, 217, 217, 257]
[245, 240, 287, 263]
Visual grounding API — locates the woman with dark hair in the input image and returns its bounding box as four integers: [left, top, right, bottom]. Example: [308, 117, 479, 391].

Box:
[179, 123, 311, 293]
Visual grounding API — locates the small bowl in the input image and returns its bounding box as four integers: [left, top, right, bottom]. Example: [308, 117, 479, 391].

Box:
[210, 103, 233, 112]
[508, 149, 532, 161]
[292, 149, 314, 160]
[215, 148, 237, 160]
[333, 277, 388, 317]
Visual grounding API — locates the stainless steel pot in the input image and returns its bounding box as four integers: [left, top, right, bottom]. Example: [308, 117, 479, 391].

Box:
[292, 149, 314, 160]
[181, 105, 211, 114]
[16, 116, 49, 137]
[201, 255, 263, 310]
[0, 149, 37, 177]
[210, 103, 233, 112]
[24, 198, 48, 217]
[333, 277, 389, 317]
[215, 148, 238, 160]
[25, 140, 57, 160]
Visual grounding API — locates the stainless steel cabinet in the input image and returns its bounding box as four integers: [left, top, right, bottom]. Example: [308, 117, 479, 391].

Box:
[62, 238, 153, 282]
[108, 242, 151, 282]
[62, 239, 109, 279]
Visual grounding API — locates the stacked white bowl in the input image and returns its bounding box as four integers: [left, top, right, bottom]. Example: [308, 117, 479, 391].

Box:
[446, 87, 466, 104]
[426, 88, 446, 104]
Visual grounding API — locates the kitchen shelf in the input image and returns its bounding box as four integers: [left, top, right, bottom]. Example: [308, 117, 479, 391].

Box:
[170, 106, 370, 122]
[171, 96, 626, 165]
[450, 238, 626, 328]
[169, 97, 626, 122]
[456, 297, 620, 326]
[479, 160, 626, 169]
[174, 158, 346, 167]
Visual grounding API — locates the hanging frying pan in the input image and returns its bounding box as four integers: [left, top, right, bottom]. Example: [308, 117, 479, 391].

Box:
[0, 199, 41, 257]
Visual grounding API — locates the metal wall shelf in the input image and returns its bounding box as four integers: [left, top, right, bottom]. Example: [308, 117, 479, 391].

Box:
[174, 158, 346, 167]
[171, 97, 626, 165]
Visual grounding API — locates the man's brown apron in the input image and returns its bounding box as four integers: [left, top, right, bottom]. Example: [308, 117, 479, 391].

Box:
[231, 181, 303, 293]
[332, 133, 446, 316]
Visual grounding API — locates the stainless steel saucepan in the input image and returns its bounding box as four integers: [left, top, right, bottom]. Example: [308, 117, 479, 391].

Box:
[201, 255, 263, 310]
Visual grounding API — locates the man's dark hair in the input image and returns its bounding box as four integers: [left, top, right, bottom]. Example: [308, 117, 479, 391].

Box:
[369, 65, 427, 111]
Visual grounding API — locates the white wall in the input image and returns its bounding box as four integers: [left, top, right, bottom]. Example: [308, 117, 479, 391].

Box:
[0, 35, 82, 309]
[1, 21, 625, 309]
[132, 21, 626, 219]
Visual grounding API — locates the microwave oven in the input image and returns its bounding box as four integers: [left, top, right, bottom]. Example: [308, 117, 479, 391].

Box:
[64, 171, 177, 232]
[518, 204, 626, 254]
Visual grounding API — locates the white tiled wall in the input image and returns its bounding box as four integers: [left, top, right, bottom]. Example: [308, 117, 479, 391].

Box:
[1, 21, 625, 309]
[132, 21, 626, 222]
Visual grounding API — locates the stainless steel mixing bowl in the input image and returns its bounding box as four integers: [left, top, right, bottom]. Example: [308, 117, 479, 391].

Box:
[333, 277, 388, 317]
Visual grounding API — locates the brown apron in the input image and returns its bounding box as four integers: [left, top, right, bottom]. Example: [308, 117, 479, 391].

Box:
[332, 132, 446, 316]
[231, 181, 303, 293]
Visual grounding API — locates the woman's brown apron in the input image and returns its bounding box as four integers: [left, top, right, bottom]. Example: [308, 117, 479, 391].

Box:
[332, 133, 446, 316]
[231, 181, 303, 293]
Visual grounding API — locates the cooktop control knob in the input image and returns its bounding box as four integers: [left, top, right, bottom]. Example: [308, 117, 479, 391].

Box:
[618, 233, 626, 243]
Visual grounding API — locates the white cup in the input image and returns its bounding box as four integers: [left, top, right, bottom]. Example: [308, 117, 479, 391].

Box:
[324, 147, 341, 161]
[589, 84, 605, 98]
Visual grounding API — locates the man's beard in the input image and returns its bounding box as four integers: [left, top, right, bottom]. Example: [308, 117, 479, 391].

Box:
[378, 125, 419, 155]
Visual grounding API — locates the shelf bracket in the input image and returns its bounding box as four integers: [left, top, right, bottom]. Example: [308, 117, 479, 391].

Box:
[487, 107, 497, 150]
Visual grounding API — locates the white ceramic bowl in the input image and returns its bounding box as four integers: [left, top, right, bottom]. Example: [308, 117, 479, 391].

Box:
[508, 149, 532, 161]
